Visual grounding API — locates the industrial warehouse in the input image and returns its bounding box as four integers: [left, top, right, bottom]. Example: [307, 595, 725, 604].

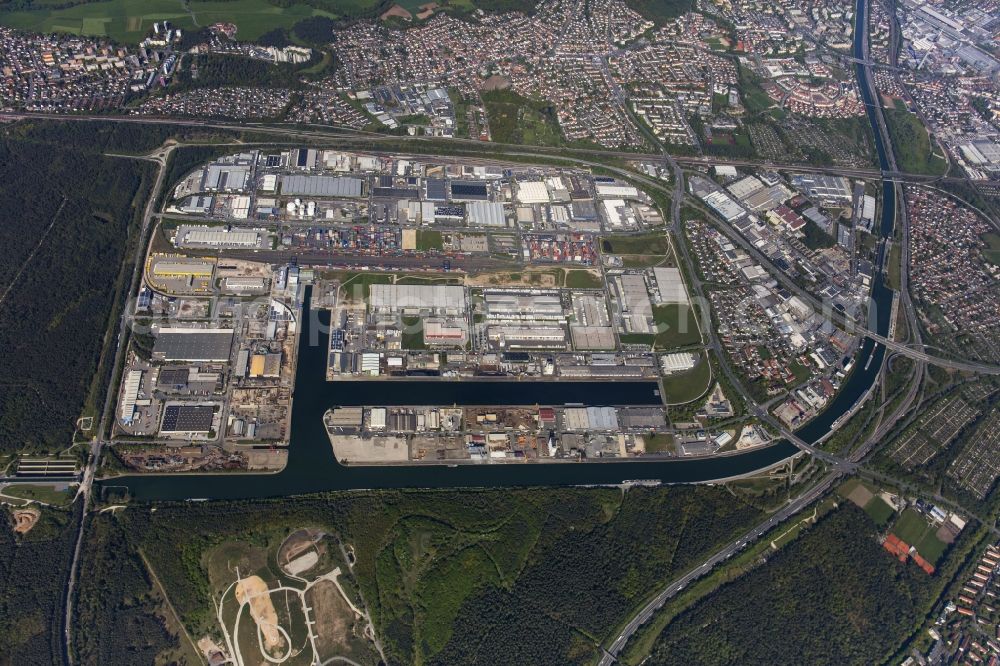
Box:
[112, 252, 300, 473]
[110, 147, 782, 474]
[324, 402, 764, 464]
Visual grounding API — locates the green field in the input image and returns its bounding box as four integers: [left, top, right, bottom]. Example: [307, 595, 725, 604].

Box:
[323, 271, 394, 301]
[884, 108, 948, 176]
[564, 269, 604, 289]
[660, 354, 711, 404]
[0, 0, 345, 43]
[416, 229, 442, 251]
[643, 433, 675, 453]
[482, 89, 563, 147]
[864, 497, 894, 527]
[887, 242, 902, 291]
[891, 507, 946, 563]
[400, 315, 427, 350]
[892, 508, 928, 544]
[653, 304, 701, 349]
[601, 232, 671, 256]
[1, 483, 73, 506]
[983, 232, 1000, 266]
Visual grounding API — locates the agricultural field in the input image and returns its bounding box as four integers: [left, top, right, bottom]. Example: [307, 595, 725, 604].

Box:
[0, 0, 348, 43]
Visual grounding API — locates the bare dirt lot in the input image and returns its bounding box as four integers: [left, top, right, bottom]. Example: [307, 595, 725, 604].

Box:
[306, 579, 358, 660]
[278, 528, 324, 577]
[235, 575, 284, 652]
[466, 269, 560, 288]
[380, 4, 412, 20]
[11, 507, 40, 534]
[846, 484, 874, 509]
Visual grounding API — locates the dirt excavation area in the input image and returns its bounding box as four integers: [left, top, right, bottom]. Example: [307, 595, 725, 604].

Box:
[11, 507, 40, 534]
[235, 575, 284, 652]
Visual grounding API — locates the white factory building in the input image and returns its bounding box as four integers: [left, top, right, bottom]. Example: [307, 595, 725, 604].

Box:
[467, 201, 506, 227]
[175, 226, 265, 249]
[653, 267, 691, 305]
[516, 181, 550, 204]
[487, 325, 566, 348]
[661, 352, 699, 374]
[484, 291, 564, 321]
[119, 370, 143, 424]
[369, 284, 467, 316]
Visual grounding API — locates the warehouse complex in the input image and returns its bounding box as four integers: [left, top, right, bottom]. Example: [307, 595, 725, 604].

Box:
[152, 328, 234, 362]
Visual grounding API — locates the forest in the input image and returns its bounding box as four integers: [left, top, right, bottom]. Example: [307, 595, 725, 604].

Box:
[0, 137, 154, 453]
[0, 502, 81, 664]
[644, 505, 935, 665]
[0, 119, 274, 156]
[71, 515, 177, 665]
[173, 54, 311, 91]
[624, 0, 692, 23]
[111, 485, 768, 664]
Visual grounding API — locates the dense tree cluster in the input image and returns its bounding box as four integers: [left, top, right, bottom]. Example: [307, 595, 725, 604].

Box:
[72, 515, 175, 665]
[0, 503, 81, 664]
[646, 506, 934, 666]
[3, 120, 193, 155]
[174, 54, 308, 91]
[294, 16, 339, 46]
[624, 0, 692, 23]
[113, 486, 766, 664]
[0, 139, 154, 452]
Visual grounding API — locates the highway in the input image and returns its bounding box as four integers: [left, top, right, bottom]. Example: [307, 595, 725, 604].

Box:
[598, 469, 839, 666]
[15, 31, 989, 660]
[0, 110, 964, 185]
[599, 0, 938, 661]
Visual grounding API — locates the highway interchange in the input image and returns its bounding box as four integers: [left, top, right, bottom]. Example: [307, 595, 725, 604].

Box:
[0, 10, 989, 658]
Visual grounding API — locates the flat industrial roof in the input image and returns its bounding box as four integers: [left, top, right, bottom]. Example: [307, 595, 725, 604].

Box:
[153, 329, 234, 362]
[281, 175, 363, 197]
[369, 284, 467, 312]
[161, 404, 214, 433]
[653, 267, 690, 305]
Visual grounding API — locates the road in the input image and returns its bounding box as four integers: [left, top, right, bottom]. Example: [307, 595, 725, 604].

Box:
[0, 111, 965, 185]
[598, 469, 839, 665]
[600, 1, 937, 660]
[62, 143, 174, 665]
[28, 36, 988, 659]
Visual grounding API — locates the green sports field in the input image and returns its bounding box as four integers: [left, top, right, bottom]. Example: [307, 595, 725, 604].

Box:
[0, 0, 357, 43]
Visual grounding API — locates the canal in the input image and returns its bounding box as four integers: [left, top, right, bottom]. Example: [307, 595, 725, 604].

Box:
[102, 0, 892, 500]
[105, 297, 800, 501]
[797, 0, 895, 442]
